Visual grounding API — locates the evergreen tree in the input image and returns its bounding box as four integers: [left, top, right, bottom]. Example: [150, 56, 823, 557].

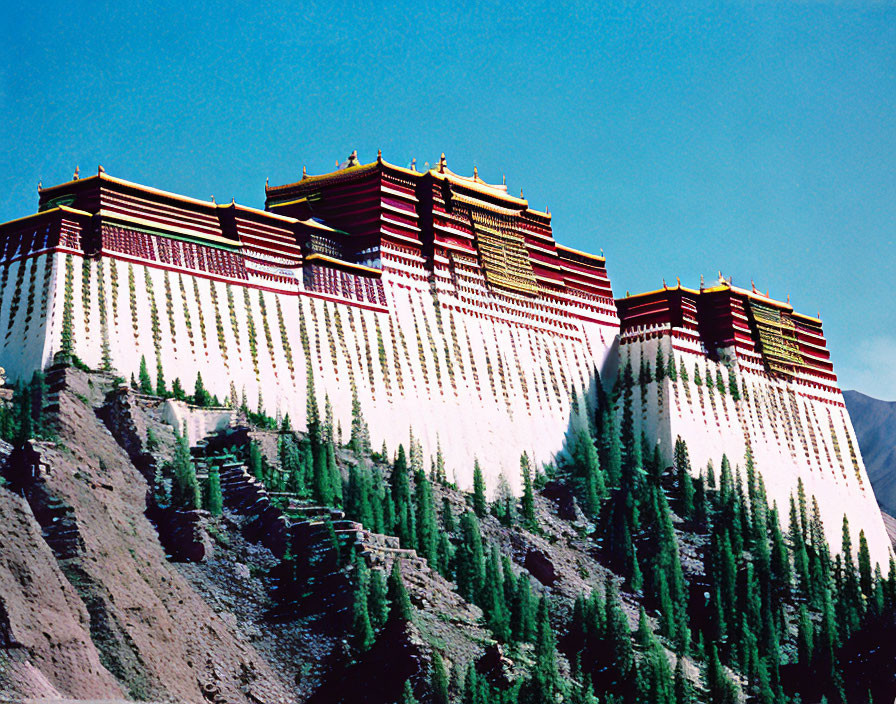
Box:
[667, 350, 678, 381]
[206, 469, 223, 515]
[605, 577, 634, 681]
[484, 545, 511, 641]
[715, 368, 727, 397]
[472, 459, 487, 518]
[392, 445, 412, 544]
[193, 371, 211, 407]
[155, 361, 167, 396]
[858, 529, 874, 599]
[415, 471, 438, 566]
[455, 511, 485, 604]
[400, 681, 418, 704]
[349, 389, 371, 456]
[674, 436, 694, 519]
[431, 651, 450, 704]
[248, 441, 264, 482]
[171, 377, 186, 401]
[171, 434, 200, 510]
[138, 355, 153, 394]
[673, 656, 693, 704]
[655, 345, 666, 383]
[520, 453, 537, 526]
[387, 560, 413, 622]
[353, 566, 375, 652]
[368, 568, 389, 630]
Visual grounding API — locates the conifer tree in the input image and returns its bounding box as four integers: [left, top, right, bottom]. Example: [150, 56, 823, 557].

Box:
[206, 468, 223, 515]
[193, 371, 211, 407]
[248, 441, 264, 482]
[673, 656, 693, 704]
[472, 459, 487, 518]
[715, 368, 727, 397]
[353, 566, 375, 652]
[655, 345, 666, 383]
[155, 362, 167, 397]
[604, 577, 634, 681]
[349, 389, 371, 456]
[674, 436, 694, 519]
[485, 545, 511, 641]
[415, 471, 438, 566]
[400, 681, 418, 704]
[368, 568, 389, 630]
[455, 511, 485, 604]
[520, 453, 537, 526]
[326, 439, 342, 506]
[858, 529, 873, 598]
[171, 434, 200, 510]
[171, 377, 185, 401]
[431, 651, 449, 704]
[387, 560, 413, 622]
[138, 355, 153, 394]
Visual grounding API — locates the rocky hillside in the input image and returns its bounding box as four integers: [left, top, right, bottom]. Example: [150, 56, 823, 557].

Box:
[844, 390, 896, 515]
[1, 365, 895, 703]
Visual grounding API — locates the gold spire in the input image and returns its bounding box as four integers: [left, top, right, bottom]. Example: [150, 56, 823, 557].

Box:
[302, 165, 307, 179]
[411, 158, 417, 171]
[700, 274, 705, 289]
[676, 276, 681, 286]
[439, 153, 447, 172]
[663, 278, 668, 289]
[73, 165, 79, 180]
[37, 180, 42, 191]
[520, 188, 524, 198]
[377, 149, 382, 162]
[211, 195, 215, 203]
[502, 173, 506, 185]
[473, 165, 478, 179]
[98, 165, 105, 174]
[265, 177, 269, 189]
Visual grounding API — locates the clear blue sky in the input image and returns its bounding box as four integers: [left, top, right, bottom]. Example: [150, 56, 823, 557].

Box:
[1, 1, 894, 397]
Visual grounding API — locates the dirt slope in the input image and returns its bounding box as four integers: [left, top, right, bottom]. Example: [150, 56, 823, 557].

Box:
[0, 370, 296, 702]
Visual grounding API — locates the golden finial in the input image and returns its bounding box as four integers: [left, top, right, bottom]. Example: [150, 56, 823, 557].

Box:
[473, 165, 478, 179]
[98, 165, 105, 174]
[700, 274, 705, 289]
[766, 289, 770, 297]
[520, 188, 524, 198]
[73, 165, 79, 180]
[411, 157, 417, 171]
[231, 197, 235, 205]
[302, 165, 307, 179]
[502, 173, 506, 185]
[601, 248, 604, 257]
[787, 293, 790, 304]
[663, 278, 668, 289]
[439, 153, 447, 172]
[546, 205, 549, 214]
[265, 177, 269, 189]
[676, 276, 681, 286]
[377, 149, 382, 161]
[335, 159, 340, 168]
[347, 150, 359, 167]
[626, 290, 630, 297]
[817, 310, 821, 320]
[718, 270, 723, 282]
[211, 195, 216, 203]
[37, 180, 42, 191]
[751, 279, 756, 293]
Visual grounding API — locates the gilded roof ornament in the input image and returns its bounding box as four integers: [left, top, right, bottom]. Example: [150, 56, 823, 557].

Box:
[98, 165, 105, 174]
[377, 149, 382, 162]
[663, 278, 667, 289]
[73, 166, 79, 180]
[347, 150, 359, 167]
[439, 153, 447, 172]
[411, 158, 417, 172]
[473, 165, 478, 179]
[677, 276, 681, 286]
[700, 274, 705, 289]
[37, 180, 42, 191]
[302, 166, 307, 179]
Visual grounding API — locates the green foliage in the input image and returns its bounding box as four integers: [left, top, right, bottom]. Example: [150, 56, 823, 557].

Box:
[192, 371, 212, 407]
[387, 560, 413, 623]
[520, 453, 536, 527]
[206, 469, 223, 516]
[472, 459, 487, 518]
[170, 433, 200, 510]
[138, 355, 153, 395]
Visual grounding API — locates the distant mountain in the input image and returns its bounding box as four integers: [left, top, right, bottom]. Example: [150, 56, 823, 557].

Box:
[844, 390, 896, 516]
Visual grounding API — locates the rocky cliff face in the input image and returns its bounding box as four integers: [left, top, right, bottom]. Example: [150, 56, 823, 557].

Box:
[0, 369, 295, 702]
